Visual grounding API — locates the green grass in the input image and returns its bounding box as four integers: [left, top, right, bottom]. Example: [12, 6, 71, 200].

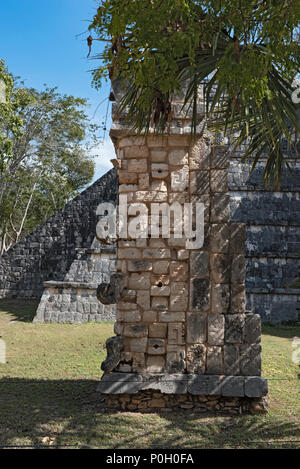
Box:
[0, 300, 299, 449]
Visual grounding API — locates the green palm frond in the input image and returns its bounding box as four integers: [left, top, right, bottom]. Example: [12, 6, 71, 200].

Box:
[116, 33, 299, 185]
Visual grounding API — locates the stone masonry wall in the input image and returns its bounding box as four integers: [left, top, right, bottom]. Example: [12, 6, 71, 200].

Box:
[101, 133, 264, 381]
[105, 390, 267, 414]
[0, 169, 118, 299]
[229, 157, 300, 323]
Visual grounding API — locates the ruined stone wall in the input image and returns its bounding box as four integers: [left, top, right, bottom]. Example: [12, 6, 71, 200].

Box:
[105, 390, 266, 414]
[229, 157, 300, 323]
[101, 133, 264, 382]
[0, 169, 118, 299]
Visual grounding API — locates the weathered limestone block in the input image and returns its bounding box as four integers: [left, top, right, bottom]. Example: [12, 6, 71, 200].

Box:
[136, 290, 151, 310]
[225, 315, 245, 344]
[117, 363, 132, 373]
[122, 310, 141, 322]
[147, 355, 166, 373]
[118, 248, 141, 259]
[119, 172, 138, 185]
[210, 146, 230, 169]
[147, 135, 168, 147]
[114, 323, 124, 335]
[153, 260, 169, 274]
[149, 323, 167, 338]
[118, 137, 146, 148]
[222, 376, 244, 397]
[188, 375, 224, 396]
[168, 323, 185, 345]
[147, 338, 166, 355]
[170, 166, 189, 192]
[211, 195, 230, 223]
[135, 191, 168, 202]
[169, 149, 189, 165]
[130, 337, 148, 353]
[231, 283, 246, 313]
[187, 375, 209, 395]
[143, 248, 171, 259]
[158, 311, 185, 322]
[240, 344, 261, 376]
[127, 159, 148, 173]
[150, 285, 170, 296]
[124, 145, 149, 159]
[210, 224, 230, 253]
[119, 184, 138, 193]
[186, 313, 207, 343]
[224, 345, 240, 375]
[166, 345, 186, 373]
[189, 138, 210, 169]
[211, 254, 231, 283]
[151, 163, 169, 179]
[211, 284, 230, 314]
[170, 262, 188, 281]
[186, 344, 206, 373]
[207, 314, 225, 346]
[231, 254, 246, 283]
[211, 169, 228, 193]
[138, 173, 150, 189]
[150, 180, 168, 192]
[143, 310, 157, 322]
[190, 171, 210, 195]
[170, 282, 188, 311]
[191, 194, 210, 223]
[142, 374, 188, 394]
[151, 274, 170, 287]
[190, 251, 209, 277]
[124, 324, 148, 338]
[190, 278, 210, 311]
[230, 223, 246, 253]
[206, 346, 223, 374]
[244, 314, 261, 343]
[245, 377, 268, 397]
[128, 260, 152, 272]
[151, 150, 167, 162]
[169, 192, 189, 204]
[152, 297, 169, 311]
[128, 272, 151, 290]
[98, 373, 144, 394]
[132, 352, 146, 372]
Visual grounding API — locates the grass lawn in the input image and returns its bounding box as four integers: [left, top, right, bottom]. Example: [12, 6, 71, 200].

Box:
[0, 299, 299, 449]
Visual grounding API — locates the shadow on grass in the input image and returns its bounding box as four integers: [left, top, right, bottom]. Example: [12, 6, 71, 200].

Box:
[0, 299, 39, 322]
[0, 378, 300, 449]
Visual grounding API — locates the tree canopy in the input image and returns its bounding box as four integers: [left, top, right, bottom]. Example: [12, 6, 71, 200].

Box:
[88, 0, 300, 184]
[0, 61, 96, 253]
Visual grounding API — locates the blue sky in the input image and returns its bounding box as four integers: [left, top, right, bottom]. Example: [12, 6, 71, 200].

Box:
[0, 0, 114, 180]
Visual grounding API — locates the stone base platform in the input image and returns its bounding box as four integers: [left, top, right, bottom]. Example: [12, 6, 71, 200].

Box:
[34, 281, 116, 323]
[33, 243, 117, 323]
[98, 373, 268, 398]
[104, 391, 268, 414]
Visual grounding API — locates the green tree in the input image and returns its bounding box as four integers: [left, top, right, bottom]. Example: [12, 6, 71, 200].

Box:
[89, 0, 299, 185]
[0, 61, 96, 254]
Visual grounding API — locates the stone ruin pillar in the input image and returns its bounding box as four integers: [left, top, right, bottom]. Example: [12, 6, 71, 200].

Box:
[97, 82, 268, 413]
